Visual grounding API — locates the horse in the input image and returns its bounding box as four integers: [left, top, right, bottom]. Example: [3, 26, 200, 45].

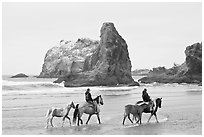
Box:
[45, 101, 75, 128]
[135, 97, 162, 123]
[73, 95, 104, 126]
[122, 101, 154, 125]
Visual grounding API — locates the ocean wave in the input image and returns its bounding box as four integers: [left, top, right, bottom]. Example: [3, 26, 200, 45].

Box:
[2, 103, 50, 111]
[2, 80, 64, 91]
[98, 86, 139, 96]
[100, 91, 137, 96]
[98, 86, 138, 91]
[185, 89, 202, 95]
[2, 82, 140, 97]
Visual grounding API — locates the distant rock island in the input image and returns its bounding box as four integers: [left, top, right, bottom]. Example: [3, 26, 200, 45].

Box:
[39, 22, 139, 87]
[132, 69, 150, 76]
[139, 42, 202, 84]
[11, 73, 28, 78]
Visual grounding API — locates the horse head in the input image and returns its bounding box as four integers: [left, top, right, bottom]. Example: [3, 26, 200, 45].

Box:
[70, 101, 75, 109]
[94, 95, 104, 106]
[99, 95, 104, 105]
[156, 97, 162, 108]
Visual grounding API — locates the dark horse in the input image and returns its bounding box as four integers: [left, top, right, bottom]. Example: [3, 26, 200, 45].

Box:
[73, 95, 104, 126]
[136, 97, 162, 123]
[123, 101, 154, 125]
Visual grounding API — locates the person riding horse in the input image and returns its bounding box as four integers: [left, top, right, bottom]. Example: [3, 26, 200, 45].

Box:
[141, 88, 153, 113]
[85, 88, 97, 112]
[142, 88, 151, 102]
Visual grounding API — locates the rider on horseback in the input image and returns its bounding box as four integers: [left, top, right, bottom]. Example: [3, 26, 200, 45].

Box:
[142, 88, 151, 102]
[85, 88, 97, 112]
[141, 88, 154, 113]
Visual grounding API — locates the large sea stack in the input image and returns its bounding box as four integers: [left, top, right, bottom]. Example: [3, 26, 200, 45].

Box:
[39, 22, 139, 87]
[139, 42, 202, 84]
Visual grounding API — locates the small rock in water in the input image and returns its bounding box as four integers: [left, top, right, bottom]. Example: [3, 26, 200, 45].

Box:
[10, 73, 28, 78]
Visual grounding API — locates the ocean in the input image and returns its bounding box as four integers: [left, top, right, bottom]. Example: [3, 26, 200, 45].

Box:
[2, 75, 202, 135]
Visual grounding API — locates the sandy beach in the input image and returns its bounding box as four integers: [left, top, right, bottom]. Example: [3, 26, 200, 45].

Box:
[2, 79, 202, 135]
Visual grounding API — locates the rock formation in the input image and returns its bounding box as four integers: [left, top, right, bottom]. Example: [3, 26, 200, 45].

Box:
[11, 73, 28, 78]
[180, 42, 202, 76]
[39, 22, 139, 86]
[139, 42, 202, 84]
[38, 38, 99, 78]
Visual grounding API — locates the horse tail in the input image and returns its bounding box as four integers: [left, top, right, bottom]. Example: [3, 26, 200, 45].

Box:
[124, 105, 130, 116]
[124, 107, 127, 116]
[73, 104, 79, 124]
[45, 108, 52, 118]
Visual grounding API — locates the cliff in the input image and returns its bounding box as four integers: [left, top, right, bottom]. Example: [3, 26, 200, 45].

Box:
[39, 22, 139, 86]
[139, 42, 202, 84]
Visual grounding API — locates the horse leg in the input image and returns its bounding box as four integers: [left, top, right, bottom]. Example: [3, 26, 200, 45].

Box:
[132, 115, 136, 123]
[45, 116, 50, 128]
[80, 118, 83, 125]
[147, 113, 153, 123]
[136, 118, 140, 123]
[122, 113, 128, 125]
[139, 113, 142, 124]
[96, 113, 101, 124]
[62, 116, 66, 127]
[77, 118, 83, 125]
[86, 114, 92, 125]
[77, 114, 83, 126]
[135, 114, 140, 123]
[45, 109, 52, 128]
[66, 116, 71, 126]
[77, 116, 80, 126]
[127, 114, 133, 124]
[50, 116, 54, 127]
[133, 114, 140, 123]
[154, 113, 159, 123]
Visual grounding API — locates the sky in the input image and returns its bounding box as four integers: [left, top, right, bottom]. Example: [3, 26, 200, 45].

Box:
[2, 2, 202, 75]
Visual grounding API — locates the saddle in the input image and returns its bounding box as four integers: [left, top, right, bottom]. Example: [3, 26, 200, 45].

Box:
[136, 100, 153, 111]
[84, 102, 97, 112]
[136, 101, 149, 105]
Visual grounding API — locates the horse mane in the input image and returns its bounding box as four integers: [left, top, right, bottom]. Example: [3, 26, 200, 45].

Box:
[93, 95, 100, 104]
[154, 97, 162, 103]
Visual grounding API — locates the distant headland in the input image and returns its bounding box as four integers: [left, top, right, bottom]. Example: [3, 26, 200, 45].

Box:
[138, 42, 202, 84]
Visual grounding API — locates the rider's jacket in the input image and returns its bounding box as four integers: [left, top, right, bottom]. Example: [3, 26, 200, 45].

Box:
[142, 91, 151, 102]
[85, 91, 93, 103]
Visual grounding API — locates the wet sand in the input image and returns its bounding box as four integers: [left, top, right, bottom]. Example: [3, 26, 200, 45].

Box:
[2, 84, 202, 135]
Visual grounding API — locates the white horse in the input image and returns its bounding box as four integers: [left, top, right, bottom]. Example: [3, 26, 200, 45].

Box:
[45, 101, 75, 128]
